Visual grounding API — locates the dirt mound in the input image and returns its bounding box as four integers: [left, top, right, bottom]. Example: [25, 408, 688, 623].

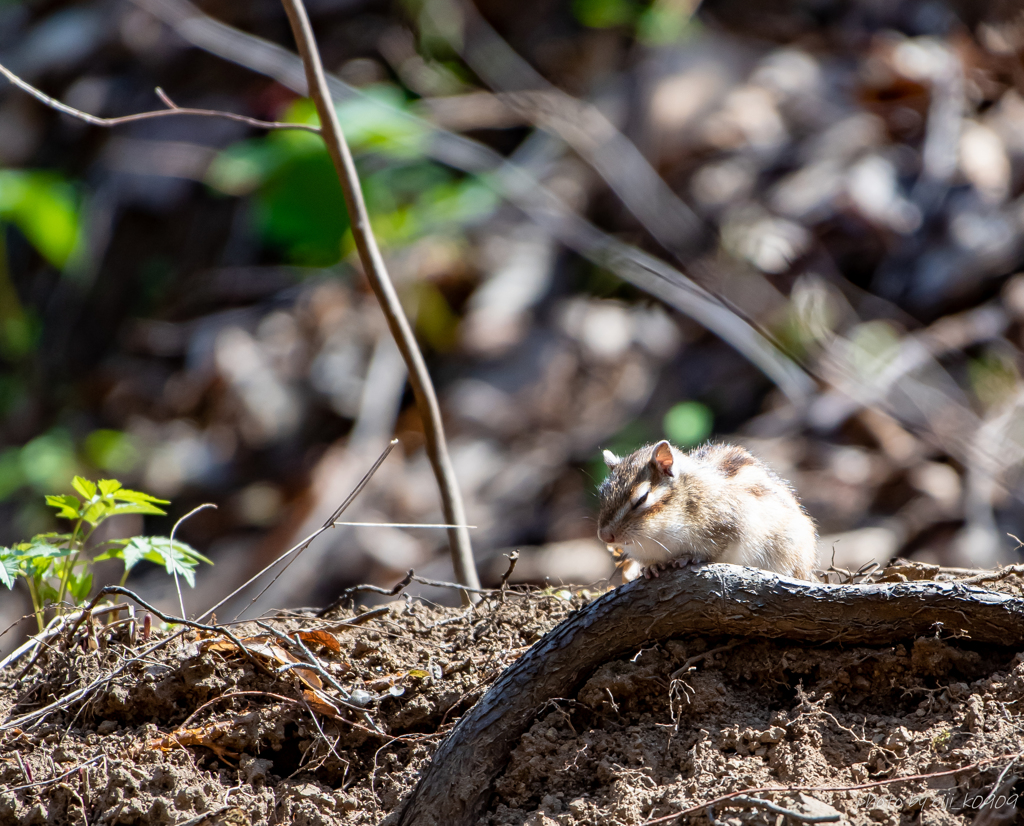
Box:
[2, 578, 1023, 825]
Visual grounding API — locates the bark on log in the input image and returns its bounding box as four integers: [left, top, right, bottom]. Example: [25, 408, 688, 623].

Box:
[395, 564, 1024, 826]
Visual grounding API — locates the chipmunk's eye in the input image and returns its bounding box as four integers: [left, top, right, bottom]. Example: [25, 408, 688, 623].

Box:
[631, 491, 648, 509]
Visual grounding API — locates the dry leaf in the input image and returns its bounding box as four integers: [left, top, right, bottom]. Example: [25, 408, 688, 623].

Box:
[302, 689, 342, 718]
[295, 630, 342, 652]
[148, 720, 238, 760]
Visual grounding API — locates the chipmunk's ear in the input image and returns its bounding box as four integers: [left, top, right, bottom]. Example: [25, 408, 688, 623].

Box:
[602, 449, 621, 469]
[650, 440, 675, 477]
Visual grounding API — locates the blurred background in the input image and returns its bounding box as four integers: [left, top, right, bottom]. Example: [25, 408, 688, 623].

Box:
[2, 0, 1024, 648]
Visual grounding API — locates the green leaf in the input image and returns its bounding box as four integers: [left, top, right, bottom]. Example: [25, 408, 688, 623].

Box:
[108, 501, 168, 518]
[117, 536, 212, 589]
[31, 532, 72, 543]
[45, 493, 82, 521]
[38, 581, 60, 605]
[113, 488, 169, 506]
[97, 478, 123, 496]
[92, 543, 125, 563]
[80, 498, 115, 527]
[69, 571, 93, 602]
[71, 476, 97, 500]
[18, 539, 72, 561]
[257, 151, 349, 266]
[333, 88, 427, 158]
[119, 538, 150, 573]
[0, 547, 19, 588]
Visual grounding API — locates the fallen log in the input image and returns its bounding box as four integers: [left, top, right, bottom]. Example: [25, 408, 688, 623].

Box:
[395, 563, 1024, 826]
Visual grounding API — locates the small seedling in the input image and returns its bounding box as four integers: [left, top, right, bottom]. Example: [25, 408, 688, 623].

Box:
[0, 476, 212, 631]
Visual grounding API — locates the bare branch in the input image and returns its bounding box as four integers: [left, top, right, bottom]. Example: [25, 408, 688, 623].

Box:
[0, 61, 320, 133]
[278, 0, 480, 604]
[730, 794, 840, 823]
[217, 440, 398, 623]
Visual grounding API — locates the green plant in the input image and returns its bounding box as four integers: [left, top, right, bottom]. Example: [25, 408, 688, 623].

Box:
[931, 728, 952, 752]
[206, 94, 497, 266]
[0, 476, 212, 631]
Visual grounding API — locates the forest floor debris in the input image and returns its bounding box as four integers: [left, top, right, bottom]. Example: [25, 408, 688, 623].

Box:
[2, 572, 1024, 825]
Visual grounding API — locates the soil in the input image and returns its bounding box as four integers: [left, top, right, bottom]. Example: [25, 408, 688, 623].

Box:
[2, 577, 1024, 826]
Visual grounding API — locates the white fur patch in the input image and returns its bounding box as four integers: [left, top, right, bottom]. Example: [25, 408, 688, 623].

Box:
[632, 482, 652, 509]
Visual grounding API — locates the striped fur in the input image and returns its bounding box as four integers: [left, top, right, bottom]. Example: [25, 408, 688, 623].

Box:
[597, 441, 817, 580]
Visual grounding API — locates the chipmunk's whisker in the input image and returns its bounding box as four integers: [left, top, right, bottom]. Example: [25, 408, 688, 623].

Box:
[646, 534, 672, 556]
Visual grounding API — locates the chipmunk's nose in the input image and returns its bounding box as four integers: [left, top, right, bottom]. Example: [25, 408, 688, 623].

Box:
[598, 526, 616, 544]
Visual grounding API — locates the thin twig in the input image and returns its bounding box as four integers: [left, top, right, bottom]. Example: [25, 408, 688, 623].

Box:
[329, 521, 476, 529]
[960, 565, 1024, 585]
[278, 0, 480, 605]
[0, 611, 39, 644]
[731, 795, 840, 823]
[169, 503, 217, 619]
[499, 550, 519, 603]
[5, 755, 104, 793]
[408, 572, 504, 595]
[315, 568, 532, 618]
[1, 613, 70, 673]
[640, 750, 1024, 824]
[330, 606, 392, 626]
[233, 440, 398, 619]
[0, 62, 319, 133]
[253, 620, 361, 708]
[179, 690, 301, 729]
[15, 752, 31, 783]
[61, 586, 259, 671]
[670, 641, 744, 680]
[1, 631, 181, 731]
[316, 573, 415, 617]
[158, 441, 394, 628]
[301, 696, 349, 768]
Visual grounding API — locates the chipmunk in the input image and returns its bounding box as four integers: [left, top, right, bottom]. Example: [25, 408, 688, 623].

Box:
[597, 440, 817, 581]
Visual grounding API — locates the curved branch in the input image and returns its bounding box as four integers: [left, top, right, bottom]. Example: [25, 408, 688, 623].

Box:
[278, 0, 480, 605]
[396, 564, 1024, 826]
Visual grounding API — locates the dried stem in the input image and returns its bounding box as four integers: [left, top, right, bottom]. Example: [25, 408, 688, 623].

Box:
[0, 62, 319, 133]
[278, 0, 479, 604]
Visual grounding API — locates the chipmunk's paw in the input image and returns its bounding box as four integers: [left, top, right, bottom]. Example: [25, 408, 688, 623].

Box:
[643, 558, 701, 578]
